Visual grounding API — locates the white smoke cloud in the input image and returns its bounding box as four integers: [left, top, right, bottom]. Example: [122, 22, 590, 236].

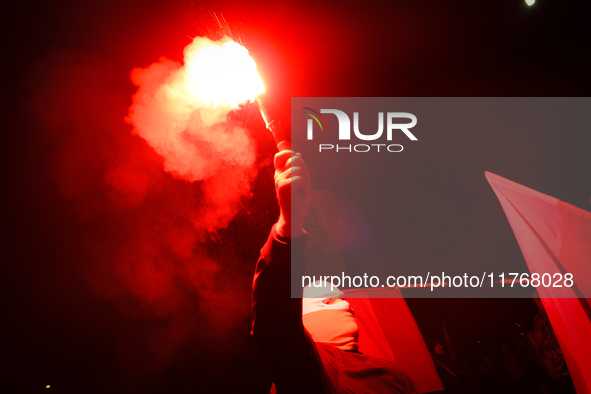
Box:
[126, 37, 263, 232]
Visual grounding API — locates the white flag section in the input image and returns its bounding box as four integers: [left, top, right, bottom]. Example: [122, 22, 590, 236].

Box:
[486, 171, 591, 394]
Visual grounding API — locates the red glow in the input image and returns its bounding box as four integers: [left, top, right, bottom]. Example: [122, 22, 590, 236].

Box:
[27, 43, 260, 386]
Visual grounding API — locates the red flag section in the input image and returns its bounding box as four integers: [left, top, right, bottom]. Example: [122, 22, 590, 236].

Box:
[305, 193, 443, 392]
[486, 171, 591, 394]
[346, 296, 444, 393]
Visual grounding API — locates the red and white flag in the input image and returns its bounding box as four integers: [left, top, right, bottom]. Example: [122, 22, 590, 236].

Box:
[486, 171, 591, 394]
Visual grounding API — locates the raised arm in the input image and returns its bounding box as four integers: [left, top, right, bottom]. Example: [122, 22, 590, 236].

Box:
[251, 151, 326, 393]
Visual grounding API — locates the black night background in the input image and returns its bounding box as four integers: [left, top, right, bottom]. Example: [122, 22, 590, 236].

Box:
[3, 0, 590, 392]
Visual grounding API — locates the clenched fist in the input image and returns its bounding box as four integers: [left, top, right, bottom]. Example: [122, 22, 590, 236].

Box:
[274, 150, 312, 238]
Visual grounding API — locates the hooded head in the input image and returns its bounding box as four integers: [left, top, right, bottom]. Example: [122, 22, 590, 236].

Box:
[302, 282, 359, 351]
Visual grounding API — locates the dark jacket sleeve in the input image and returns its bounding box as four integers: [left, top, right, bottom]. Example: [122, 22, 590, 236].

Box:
[251, 225, 328, 394]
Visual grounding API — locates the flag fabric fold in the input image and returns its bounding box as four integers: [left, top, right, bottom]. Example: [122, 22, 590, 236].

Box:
[486, 171, 591, 394]
[347, 296, 444, 393]
[305, 194, 443, 392]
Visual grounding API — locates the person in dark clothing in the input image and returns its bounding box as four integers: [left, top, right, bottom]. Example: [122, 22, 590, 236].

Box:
[251, 150, 419, 393]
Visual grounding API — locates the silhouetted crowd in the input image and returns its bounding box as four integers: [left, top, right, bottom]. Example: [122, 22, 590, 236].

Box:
[430, 310, 576, 394]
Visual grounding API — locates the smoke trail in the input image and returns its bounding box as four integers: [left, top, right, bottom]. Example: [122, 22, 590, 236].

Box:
[26, 40, 268, 390]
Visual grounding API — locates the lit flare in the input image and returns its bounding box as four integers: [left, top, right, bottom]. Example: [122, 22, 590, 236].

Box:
[184, 40, 265, 108]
